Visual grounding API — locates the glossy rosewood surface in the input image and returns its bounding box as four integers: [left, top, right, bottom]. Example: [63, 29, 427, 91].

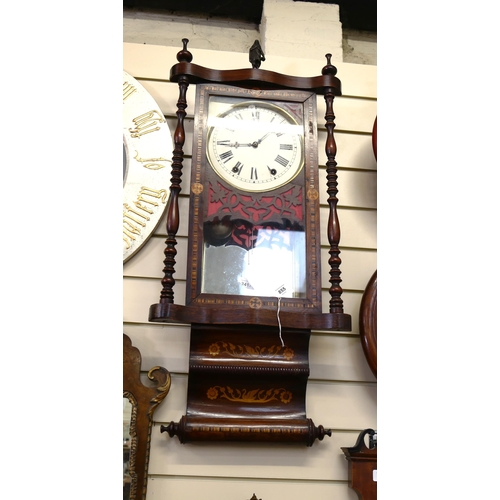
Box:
[161, 324, 331, 446]
[359, 270, 377, 377]
[149, 302, 351, 331]
[150, 39, 350, 445]
[170, 62, 341, 95]
[151, 38, 349, 326]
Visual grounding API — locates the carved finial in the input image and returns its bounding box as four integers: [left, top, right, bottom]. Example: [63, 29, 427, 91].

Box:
[249, 40, 265, 69]
[249, 495, 262, 500]
[317, 425, 332, 440]
[177, 38, 193, 63]
[160, 421, 179, 437]
[322, 53, 337, 76]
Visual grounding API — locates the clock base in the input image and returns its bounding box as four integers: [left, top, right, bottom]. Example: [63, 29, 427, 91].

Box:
[149, 302, 352, 331]
[158, 323, 332, 446]
[161, 416, 331, 447]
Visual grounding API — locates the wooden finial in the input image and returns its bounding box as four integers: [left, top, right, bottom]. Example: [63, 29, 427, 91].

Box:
[177, 38, 193, 63]
[322, 53, 337, 76]
[249, 40, 265, 69]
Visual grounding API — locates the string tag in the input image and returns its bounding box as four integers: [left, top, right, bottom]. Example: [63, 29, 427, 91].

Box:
[275, 285, 286, 347]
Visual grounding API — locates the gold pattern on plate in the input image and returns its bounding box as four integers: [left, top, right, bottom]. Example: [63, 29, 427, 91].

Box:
[207, 386, 292, 404]
[191, 182, 204, 195]
[248, 297, 262, 309]
[123, 81, 137, 101]
[307, 188, 319, 201]
[134, 152, 170, 170]
[129, 110, 166, 138]
[123, 187, 168, 249]
[208, 341, 294, 360]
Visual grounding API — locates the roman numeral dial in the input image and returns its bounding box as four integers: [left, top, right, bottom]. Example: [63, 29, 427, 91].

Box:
[206, 101, 304, 192]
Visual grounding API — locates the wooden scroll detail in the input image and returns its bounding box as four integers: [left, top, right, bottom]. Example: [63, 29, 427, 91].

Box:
[322, 54, 344, 314]
[160, 39, 192, 304]
[123, 334, 171, 500]
[160, 324, 331, 446]
[342, 428, 377, 500]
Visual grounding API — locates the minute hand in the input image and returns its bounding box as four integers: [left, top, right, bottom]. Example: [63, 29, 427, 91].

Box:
[252, 132, 272, 147]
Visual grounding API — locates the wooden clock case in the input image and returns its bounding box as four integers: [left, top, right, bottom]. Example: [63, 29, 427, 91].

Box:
[149, 39, 351, 446]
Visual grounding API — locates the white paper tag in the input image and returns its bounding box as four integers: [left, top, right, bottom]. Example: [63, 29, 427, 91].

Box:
[373, 469, 377, 482]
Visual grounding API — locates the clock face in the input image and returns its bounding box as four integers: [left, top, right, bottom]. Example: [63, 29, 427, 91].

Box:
[123, 71, 173, 263]
[206, 101, 304, 192]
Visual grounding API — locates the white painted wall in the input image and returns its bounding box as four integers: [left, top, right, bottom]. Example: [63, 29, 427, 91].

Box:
[123, 0, 377, 65]
[123, 9, 260, 54]
[260, 0, 342, 62]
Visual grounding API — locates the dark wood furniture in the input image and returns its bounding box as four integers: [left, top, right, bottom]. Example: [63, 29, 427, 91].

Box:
[342, 429, 377, 500]
[150, 39, 350, 446]
[123, 334, 171, 499]
[359, 270, 377, 377]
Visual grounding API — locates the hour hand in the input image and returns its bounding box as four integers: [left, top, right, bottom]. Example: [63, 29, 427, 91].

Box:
[217, 140, 252, 148]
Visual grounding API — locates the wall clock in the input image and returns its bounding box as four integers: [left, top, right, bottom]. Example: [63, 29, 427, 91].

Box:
[149, 39, 351, 446]
[123, 70, 173, 263]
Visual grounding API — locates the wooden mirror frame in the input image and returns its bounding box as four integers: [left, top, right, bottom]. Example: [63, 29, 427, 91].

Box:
[123, 334, 171, 500]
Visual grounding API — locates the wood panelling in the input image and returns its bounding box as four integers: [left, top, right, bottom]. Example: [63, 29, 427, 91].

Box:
[331, 132, 376, 171]
[123, 41, 376, 500]
[320, 169, 377, 209]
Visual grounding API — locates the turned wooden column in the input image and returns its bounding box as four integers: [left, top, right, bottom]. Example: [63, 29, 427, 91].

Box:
[160, 39, 192, 304]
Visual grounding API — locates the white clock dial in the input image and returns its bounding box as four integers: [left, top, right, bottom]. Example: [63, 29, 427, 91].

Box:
[123, 71, 173, 263]
[206, 102, 304, 192]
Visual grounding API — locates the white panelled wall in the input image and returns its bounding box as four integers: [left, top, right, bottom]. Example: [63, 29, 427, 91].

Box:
[123, 32, 376, 500]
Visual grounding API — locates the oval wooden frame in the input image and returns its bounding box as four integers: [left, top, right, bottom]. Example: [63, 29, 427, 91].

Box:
[359, 270, 377, 377]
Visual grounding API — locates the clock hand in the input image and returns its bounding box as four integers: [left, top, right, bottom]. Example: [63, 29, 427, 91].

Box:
[254, 132, 271, 146]
[228, 141, 254, 148]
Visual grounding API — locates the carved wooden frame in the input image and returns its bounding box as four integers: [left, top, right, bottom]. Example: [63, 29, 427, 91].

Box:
[185, 84, 322, 314]
[123, 334, 171, 499]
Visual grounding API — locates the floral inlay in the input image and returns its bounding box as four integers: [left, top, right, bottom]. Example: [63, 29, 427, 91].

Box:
[208, 341, 294, 360]
[207, 386, 293, 404]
